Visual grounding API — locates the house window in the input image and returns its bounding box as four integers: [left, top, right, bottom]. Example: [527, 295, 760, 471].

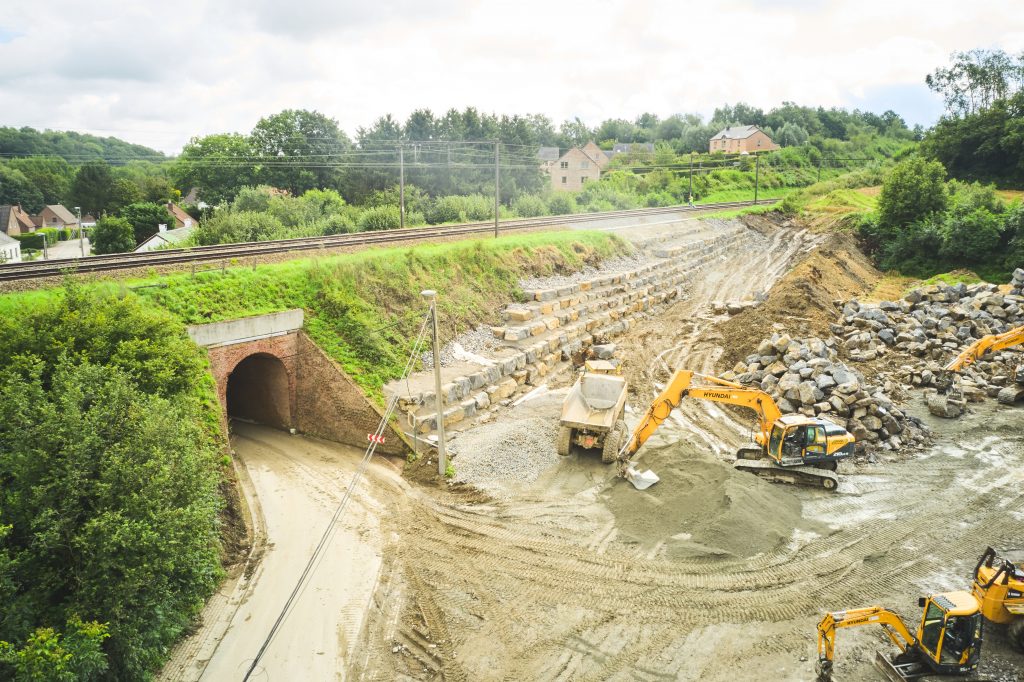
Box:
[581, 177, 588, 184]
[561, 176, 567, 184]
[580, 160, 589, 169]
[560, 161, 568, 169]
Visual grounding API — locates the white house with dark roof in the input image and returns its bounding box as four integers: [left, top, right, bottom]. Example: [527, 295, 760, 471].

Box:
[709, 125, 779, 153]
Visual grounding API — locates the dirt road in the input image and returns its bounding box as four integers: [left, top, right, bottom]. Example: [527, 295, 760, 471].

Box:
[161, 424, 398, 681]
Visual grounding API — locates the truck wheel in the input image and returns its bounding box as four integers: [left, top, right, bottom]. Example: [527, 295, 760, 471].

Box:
[556, 426, 573, 456]
[1009, 617, 1024, 653]
[601, 424, 622, 463]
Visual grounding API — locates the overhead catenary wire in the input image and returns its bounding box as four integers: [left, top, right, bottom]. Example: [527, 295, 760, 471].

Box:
[240, 308, 432, 682]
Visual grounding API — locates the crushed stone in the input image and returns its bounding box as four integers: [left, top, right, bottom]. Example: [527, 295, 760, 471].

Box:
[449, 416, 558, 488]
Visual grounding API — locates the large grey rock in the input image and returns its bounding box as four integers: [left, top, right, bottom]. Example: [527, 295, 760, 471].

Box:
[996, 386, 1024, 404]
[816, 374, 837, 390]
[778, 372, 802, 392]
[926, 392, 965, 418]
[772, 333, 793, 354]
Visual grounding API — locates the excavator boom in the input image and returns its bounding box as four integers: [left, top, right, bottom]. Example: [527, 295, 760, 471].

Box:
[944, 323, 1024, 372]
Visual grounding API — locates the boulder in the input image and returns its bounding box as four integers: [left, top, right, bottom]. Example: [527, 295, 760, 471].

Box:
[926, 392, 965, 418]
[996, 386, 1024, 404]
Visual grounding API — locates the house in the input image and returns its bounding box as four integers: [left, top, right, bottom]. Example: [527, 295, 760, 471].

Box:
[165, 203, 197, 229]
[0, 204, 37, 236]
[549, 147, 601, 192]
[708, 125, 779, 153]
[581, 141, 610, 169]
[134, 224, 195, 252]
[0, 231, 22, 263]
[33, 204, 79, 230]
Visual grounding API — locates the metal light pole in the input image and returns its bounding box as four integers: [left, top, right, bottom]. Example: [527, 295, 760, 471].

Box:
[688, 152, 694, 205]
[76, 206, 83, 257]
[422, 290, 447, 476]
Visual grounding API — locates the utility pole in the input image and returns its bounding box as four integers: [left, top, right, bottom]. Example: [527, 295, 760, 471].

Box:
[688, 152, 694, 205]
[422, 290, 447, 476]
[399, 145, 405, 229]
[75, 206, 83, 257]
[754, 154, 760, 204]
[494, 141, 500, 238]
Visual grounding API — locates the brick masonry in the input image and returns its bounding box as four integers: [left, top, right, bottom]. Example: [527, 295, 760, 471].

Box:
[204, 330, 408, 456]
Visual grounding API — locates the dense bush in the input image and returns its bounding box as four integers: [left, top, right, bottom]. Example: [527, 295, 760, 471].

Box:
[877, 157, 948, 229]
[357, 204, 401, 231]
[546, 193, 576, 215]
[192, 210, 286, 245]
[0, 285, 223, 680]
[92, 216, 136, 254]
[426, 195, 466, 224]
[511, 194, 548, 218]
[121, 202, 174, 244]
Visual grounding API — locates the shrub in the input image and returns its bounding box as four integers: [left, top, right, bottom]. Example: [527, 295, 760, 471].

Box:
[357, 205, 401, 231]
[426, 196, 466, 224]
[511, 194, 548, 217]
[92, 216, 136, 254]
[192, 211, 286, 245]
[546, 193, 576, 216]
[878, 156, 948, 229]
[461, 194, 494, 221]
[940, 207, 1002, 264]
[231, 185, 275, 213]
[320, 213, 356, 235]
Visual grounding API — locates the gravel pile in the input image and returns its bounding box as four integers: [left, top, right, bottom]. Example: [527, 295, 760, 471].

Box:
[421, 326, 502, 369]
[724, 333, 928, 454]
[450, 417, 558, 487]
[518, 251, 652, 290]
[832, 271, 1024, 416]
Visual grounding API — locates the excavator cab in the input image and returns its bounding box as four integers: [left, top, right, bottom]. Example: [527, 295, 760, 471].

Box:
[764, 416, 852, 468]
[906, 593, 983, 678]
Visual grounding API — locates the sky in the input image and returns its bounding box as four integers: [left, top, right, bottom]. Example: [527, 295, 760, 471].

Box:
[0, 0, 1022, 155]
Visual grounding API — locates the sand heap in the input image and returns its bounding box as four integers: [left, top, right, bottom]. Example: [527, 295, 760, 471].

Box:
[601, 443, 822, 560]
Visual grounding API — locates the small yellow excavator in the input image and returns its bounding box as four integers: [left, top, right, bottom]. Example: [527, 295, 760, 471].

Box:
[617, 369, 855, 490]
[972, 546, 1024, 651]
[816, 592, 985, 682]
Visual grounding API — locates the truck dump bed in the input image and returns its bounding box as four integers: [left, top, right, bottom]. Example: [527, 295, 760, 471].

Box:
[560, 373, 627, 431]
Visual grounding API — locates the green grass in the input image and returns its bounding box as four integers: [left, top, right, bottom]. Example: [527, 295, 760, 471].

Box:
[0, 231, 629, 400]
[914, 270, 985, 288]
[697, 203, 778, 220]
[696, 186, 798, 205]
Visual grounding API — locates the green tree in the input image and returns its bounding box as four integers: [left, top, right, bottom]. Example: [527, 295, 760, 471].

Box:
[70, 161, 115, 217]
[121, 202, 173, 244]
[191, 210, 285, 245]
[0, 164, 44, 212]
[877, 157, 948, 229]
[91, 216, 136, 254]
[107, 178, 143, 214]
[0, 286, 223, 679]
[8, 157, 73, 206]
[174, 133, 256, 205]
[0, 617, 109, 682]
[357, 205, 401, 231]
[249, 109, 350, 194]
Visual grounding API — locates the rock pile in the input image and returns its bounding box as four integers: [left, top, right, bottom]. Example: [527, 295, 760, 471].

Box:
[723, 333, 928, 454]
[830, 274, 1024, 415]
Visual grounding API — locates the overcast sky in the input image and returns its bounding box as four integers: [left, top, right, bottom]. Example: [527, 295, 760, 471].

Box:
[1, 0, 1022, 154]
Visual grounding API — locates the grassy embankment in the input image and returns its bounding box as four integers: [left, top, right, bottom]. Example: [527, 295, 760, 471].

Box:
[0, 231, 628, 399]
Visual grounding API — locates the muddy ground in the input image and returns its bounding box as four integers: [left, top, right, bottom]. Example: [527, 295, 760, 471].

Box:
[353, 217, 1023, 681]
[165, 214, 1023, 681]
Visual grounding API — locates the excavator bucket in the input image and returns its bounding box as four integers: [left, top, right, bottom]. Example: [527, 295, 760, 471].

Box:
[624, 464, 659, 490]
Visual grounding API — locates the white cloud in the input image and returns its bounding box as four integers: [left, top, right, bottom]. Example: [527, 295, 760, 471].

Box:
[0, 0, 1020, 153]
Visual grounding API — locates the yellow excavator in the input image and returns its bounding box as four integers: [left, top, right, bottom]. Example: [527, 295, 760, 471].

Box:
[617, 369, 855, 490]
[943, 324, 1024, 374]
[972, 546, 1024, 651]
[816, 592, 985, 682]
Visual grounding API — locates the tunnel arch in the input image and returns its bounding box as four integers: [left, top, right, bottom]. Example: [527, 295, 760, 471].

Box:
[226, 353, 293, 429]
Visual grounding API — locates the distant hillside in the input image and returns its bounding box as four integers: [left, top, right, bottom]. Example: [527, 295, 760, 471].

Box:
[0, 126, 163, 163]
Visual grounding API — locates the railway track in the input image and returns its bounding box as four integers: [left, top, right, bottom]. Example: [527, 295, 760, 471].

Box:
[0, 200, 773, 282]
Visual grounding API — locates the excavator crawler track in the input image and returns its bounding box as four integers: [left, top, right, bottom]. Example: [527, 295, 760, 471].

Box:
[732, 457, 839, 490]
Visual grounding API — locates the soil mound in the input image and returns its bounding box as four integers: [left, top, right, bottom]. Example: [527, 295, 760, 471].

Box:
[717, 231, 879, 368]
[601, 443, 822, 559]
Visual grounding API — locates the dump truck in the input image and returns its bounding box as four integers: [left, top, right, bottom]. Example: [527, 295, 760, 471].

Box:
[557, 360, 628, 463]
[972, 546, 1024, 651]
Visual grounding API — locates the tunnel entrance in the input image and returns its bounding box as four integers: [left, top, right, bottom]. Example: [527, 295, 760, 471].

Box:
[226, 353, 292, 429]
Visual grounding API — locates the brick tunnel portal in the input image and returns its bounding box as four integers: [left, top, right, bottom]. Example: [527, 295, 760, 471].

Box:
[226, 353, 293, 429]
